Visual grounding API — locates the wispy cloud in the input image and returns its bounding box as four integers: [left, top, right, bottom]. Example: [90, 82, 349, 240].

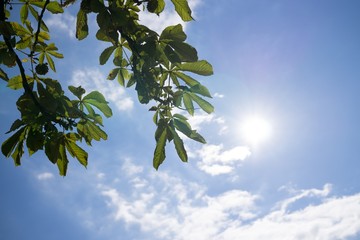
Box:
[32, 156, 360, 240]
[99, 163, 360, 240]
[69, 68, 134, 112]
[45, 12, 76, 39]
[36, 172, 54, 180]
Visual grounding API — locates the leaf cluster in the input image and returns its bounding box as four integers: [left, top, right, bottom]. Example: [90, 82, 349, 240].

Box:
[0, 0, 214, 174]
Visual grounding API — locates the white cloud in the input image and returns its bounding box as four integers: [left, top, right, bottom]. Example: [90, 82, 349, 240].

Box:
[36, 172, 54, 180]
[69, 68, 134, 112]
[101, 170, 259, 240]
[45, 12, 76, 38]
[219, 192, 360, 240]
[195, 144, 251, 175]
[33, 157, 360, 240]
[99, 165, 360, 240]
[214, 92, 225, 98]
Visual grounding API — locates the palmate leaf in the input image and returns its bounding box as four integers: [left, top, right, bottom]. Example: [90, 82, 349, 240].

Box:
[77, 120, 108, 144]
[188, 92, 214, 114]
[65, 134, 88, 167]
[83, 91, 112, 117]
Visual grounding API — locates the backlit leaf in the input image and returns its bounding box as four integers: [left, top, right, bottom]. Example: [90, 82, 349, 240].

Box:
[170, 0, 193, 21]
[178, 60, 213, 76]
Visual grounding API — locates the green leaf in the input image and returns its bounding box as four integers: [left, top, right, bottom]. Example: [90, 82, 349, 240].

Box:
[107, 68, 119, 80]
[147, 0, 165, 15]
[69, 85, 85, 99]
[160, 24, 186, 42]
[6, 119, 24, 134]
[65, 134, 88, 167]
[169, 41, 198, 62]
[57, 140, 68, 176]
[83, 91, 112, 117]
[1, 127, 26, 158]
[76, 9, 88, 40]
[20, 4, 29, 24]
[174, 71, 199, 87]
[46, 53, 56, 71]
[99, 46, 116, 65]
[153, 127, 167, 170]
[173, 113, 188, 120]
[7, 75, 34, 90]
[170, 0, 193, 21]
[183, 93, 194, 115]
[190, 84, 212, 98]
[0, 68, 9, 82]
[173, 118, 192, 137]
[169, 125, 187, 162]
[178, 60, 213, 76]
[189, 93, 214, 114]
[26, 129, 44, 156]
[46, 1, 64, 14]
[77, 120, 108, 144]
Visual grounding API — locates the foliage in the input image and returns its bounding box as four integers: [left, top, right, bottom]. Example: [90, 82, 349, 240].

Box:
[0, 0, 213, 175]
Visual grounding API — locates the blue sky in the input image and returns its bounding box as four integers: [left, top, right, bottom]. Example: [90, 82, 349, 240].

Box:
[1, 0, 360, 239]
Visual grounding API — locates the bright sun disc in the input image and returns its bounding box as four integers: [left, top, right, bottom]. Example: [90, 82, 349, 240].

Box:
[241, 116, 272, 144]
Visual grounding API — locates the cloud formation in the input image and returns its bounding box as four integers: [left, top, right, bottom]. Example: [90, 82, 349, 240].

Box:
[45, 12, 76, 38]
[195, 144, 251, 175]
[99, 161, 360, 240]
[37, 172, 54, 180]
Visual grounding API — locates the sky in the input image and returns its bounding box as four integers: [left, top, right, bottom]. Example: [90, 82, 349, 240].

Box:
[1, 0, 360, 239]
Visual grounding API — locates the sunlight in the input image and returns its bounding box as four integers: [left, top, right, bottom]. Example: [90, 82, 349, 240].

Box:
[241, 116, 272, 145]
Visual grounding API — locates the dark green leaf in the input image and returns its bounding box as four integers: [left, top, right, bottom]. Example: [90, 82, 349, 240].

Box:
[76, 9, 88, 40]
[69, 85, 86, 99]
[57, 140, 68, 176]
[0, 68, 9, 82]
[26, 129, 44, 156]
[99, 46, 116, 65]
[1, 127, 26, 157]
[169, 41, 198, 62]
[153, 127, 167, 170]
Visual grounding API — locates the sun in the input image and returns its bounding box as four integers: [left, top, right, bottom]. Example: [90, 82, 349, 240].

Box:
[241, 116, 272, 144]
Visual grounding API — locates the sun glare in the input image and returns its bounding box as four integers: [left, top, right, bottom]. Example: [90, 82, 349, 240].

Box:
[241, 116, 272, 144]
